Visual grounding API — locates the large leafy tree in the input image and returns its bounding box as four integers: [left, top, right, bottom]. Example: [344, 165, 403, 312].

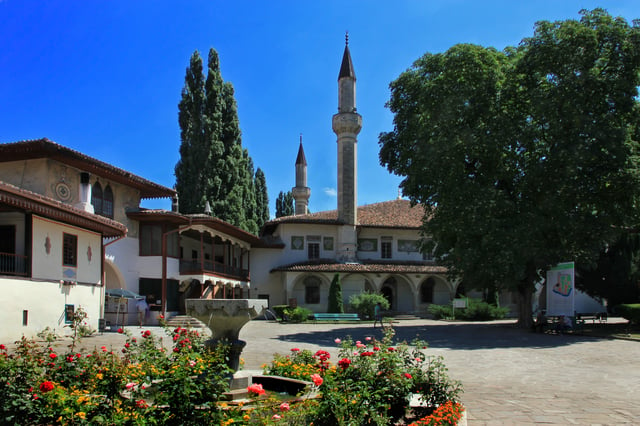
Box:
[275, 191, 295, 218]
[175, 48, 260, 234]
[379, 9, 640, 327]
[577, 232, 640, 307]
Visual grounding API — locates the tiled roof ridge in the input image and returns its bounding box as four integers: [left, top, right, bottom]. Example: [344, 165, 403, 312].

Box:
[0, 180, 127, 237]
[0, 138, 175, 199]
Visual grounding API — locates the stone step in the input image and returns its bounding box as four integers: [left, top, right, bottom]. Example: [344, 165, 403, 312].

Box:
[164, 315, 206, 329]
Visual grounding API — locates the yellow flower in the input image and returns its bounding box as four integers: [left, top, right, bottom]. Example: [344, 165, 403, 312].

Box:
[76, 412, 87, 419]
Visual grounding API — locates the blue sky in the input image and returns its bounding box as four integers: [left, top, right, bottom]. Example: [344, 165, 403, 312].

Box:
[2, 1, 639, 217]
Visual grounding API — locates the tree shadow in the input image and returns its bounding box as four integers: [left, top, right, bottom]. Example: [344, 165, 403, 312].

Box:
[273, 320, 602, 351]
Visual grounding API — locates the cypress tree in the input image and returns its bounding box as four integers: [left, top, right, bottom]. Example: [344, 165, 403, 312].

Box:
[328, 273, 344, 313]
[175, 48, 262, 234]
[254, 168, 269, 229]
[275, 191, 294, 218]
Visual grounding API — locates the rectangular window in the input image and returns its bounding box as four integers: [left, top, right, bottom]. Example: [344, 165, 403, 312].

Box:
[307, 236, 321, 260]
[381, 237, 392, 259]
[305, 285, 320, 304]
[140, 224, 162, 256]
[63, 233, 77, 266]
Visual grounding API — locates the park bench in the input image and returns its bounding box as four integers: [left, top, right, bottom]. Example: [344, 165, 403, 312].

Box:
[575, 312, 607, 325]
[313, 313, 360, 322]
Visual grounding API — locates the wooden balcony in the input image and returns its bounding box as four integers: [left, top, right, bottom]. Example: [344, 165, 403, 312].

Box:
[179, 258, 249, 281]
[0, 252, 28, 276]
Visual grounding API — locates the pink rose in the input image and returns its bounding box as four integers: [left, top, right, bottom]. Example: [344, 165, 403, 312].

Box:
[279, 402, 290, 411]
[334, 338, 341, 344]
[247, 383, 265, 396]
[311, 374, 323, 387]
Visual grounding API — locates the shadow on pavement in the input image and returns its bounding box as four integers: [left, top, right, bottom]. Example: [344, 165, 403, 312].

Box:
[273, 320, 604, 351]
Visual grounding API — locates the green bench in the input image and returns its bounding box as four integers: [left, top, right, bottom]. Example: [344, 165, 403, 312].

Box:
[313, 313, 360, 322]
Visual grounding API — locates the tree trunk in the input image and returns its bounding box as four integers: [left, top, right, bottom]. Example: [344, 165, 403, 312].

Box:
[516, 280, 534, 328]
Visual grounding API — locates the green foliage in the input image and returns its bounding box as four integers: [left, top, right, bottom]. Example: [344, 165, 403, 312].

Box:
[272, 305, 289, 320]
[614, 304, 640, 324]
[427, 304, 454, 320]
[275, 191, 295, 218]
[283, 307, 313, 323]
[577, 232, 640, 306]
[428, 299, 509, 321]
[0, 326, 231, 425]
[254, 167, 270, 229]
[327, 273, 344, 313]
[349, 292, 390, 320]
[380, 9, 640, 327]
[175, 48, 262, 234]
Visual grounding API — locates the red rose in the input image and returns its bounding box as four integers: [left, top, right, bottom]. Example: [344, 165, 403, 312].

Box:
[404, 373, 412, 379]
[338, 358, 351, 370]
[49, 353, 57, 359]
[39, 381, 54, 393]
[311, 374, 323, 387]
[117, 328, 124, 334]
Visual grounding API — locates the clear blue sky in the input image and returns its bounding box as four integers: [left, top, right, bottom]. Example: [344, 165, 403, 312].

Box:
[2, 1, 639, 217]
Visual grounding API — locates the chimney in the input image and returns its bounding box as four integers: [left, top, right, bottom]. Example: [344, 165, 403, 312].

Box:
[75, 172, 94, 213]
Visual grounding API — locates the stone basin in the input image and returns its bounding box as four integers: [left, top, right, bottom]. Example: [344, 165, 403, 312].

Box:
[185, 298, 268, 371]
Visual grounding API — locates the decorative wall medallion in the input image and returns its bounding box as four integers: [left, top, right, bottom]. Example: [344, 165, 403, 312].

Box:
[291, 236, 304, 250]
[54, 182, 72, 201]
[358, 238, 378, 252]
[323, 237, 334, 251]
[87, 245, 92, 262]
[44, 235, 51, 254]
[398, 239, 419, 253]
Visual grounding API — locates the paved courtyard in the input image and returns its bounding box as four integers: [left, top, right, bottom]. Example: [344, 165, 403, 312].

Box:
[18, 318, 640, 425]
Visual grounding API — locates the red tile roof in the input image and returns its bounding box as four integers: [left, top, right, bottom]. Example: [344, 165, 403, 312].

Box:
[0, 180, 127, 238]
[271, 259, 446, 274]
[0, 139, 175, 199]
[265, 199, 424, 229]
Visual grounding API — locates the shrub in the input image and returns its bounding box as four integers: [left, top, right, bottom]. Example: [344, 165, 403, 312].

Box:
[428, 303, 454, 320]
[283, 306, 312, 323]
[327, 273, 344, 313]
[614, 303, 640, 324]
[349, 292, 390, 320]
[429, 299, 508, 321]
[272, 305, 289, 320]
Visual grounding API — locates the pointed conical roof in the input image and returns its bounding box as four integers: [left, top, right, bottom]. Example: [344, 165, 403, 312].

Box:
[296, 140, 307, 166]
[338, 43, 356, 80]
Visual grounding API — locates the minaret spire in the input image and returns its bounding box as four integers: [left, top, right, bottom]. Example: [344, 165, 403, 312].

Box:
[292, 134, 310, 215]
[332, 34, 362, 261]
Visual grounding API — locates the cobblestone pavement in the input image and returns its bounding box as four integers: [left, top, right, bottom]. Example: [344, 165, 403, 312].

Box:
[14, 318, 640, 425]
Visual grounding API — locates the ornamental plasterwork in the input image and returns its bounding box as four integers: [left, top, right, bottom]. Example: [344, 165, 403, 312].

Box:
[291, 236, 304, 250]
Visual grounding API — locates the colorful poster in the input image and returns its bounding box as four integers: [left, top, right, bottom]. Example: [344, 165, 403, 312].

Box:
[546, 262, 575, 316]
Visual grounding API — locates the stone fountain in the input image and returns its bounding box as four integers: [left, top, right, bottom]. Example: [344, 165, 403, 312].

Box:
[185, 298, 268, 371]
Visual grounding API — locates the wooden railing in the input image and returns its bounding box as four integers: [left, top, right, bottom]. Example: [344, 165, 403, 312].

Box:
[0, 252, 28, 276]
[179, 259, 249, 281]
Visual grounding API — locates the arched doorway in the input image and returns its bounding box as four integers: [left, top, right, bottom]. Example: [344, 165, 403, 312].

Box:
[381, 284, 394, 310]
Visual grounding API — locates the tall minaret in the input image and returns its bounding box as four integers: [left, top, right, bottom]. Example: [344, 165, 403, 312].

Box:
[292, 134, 310, 215]
[332, 33, 362, 261]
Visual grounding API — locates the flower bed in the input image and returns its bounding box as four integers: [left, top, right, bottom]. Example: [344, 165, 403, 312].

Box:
[261, 328, 463, 425]
[1, 312, 464, 425]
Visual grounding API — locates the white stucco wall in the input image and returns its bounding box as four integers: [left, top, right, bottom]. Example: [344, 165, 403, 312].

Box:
[0, 277, 102, 343]
[31, 215, 102, 284]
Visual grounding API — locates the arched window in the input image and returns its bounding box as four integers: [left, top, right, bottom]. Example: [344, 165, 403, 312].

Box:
[91, 182, 103, 214]
[420, 277, 435, 304]
[91, 182, 115, 218]
[103, 185, 114, 218]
